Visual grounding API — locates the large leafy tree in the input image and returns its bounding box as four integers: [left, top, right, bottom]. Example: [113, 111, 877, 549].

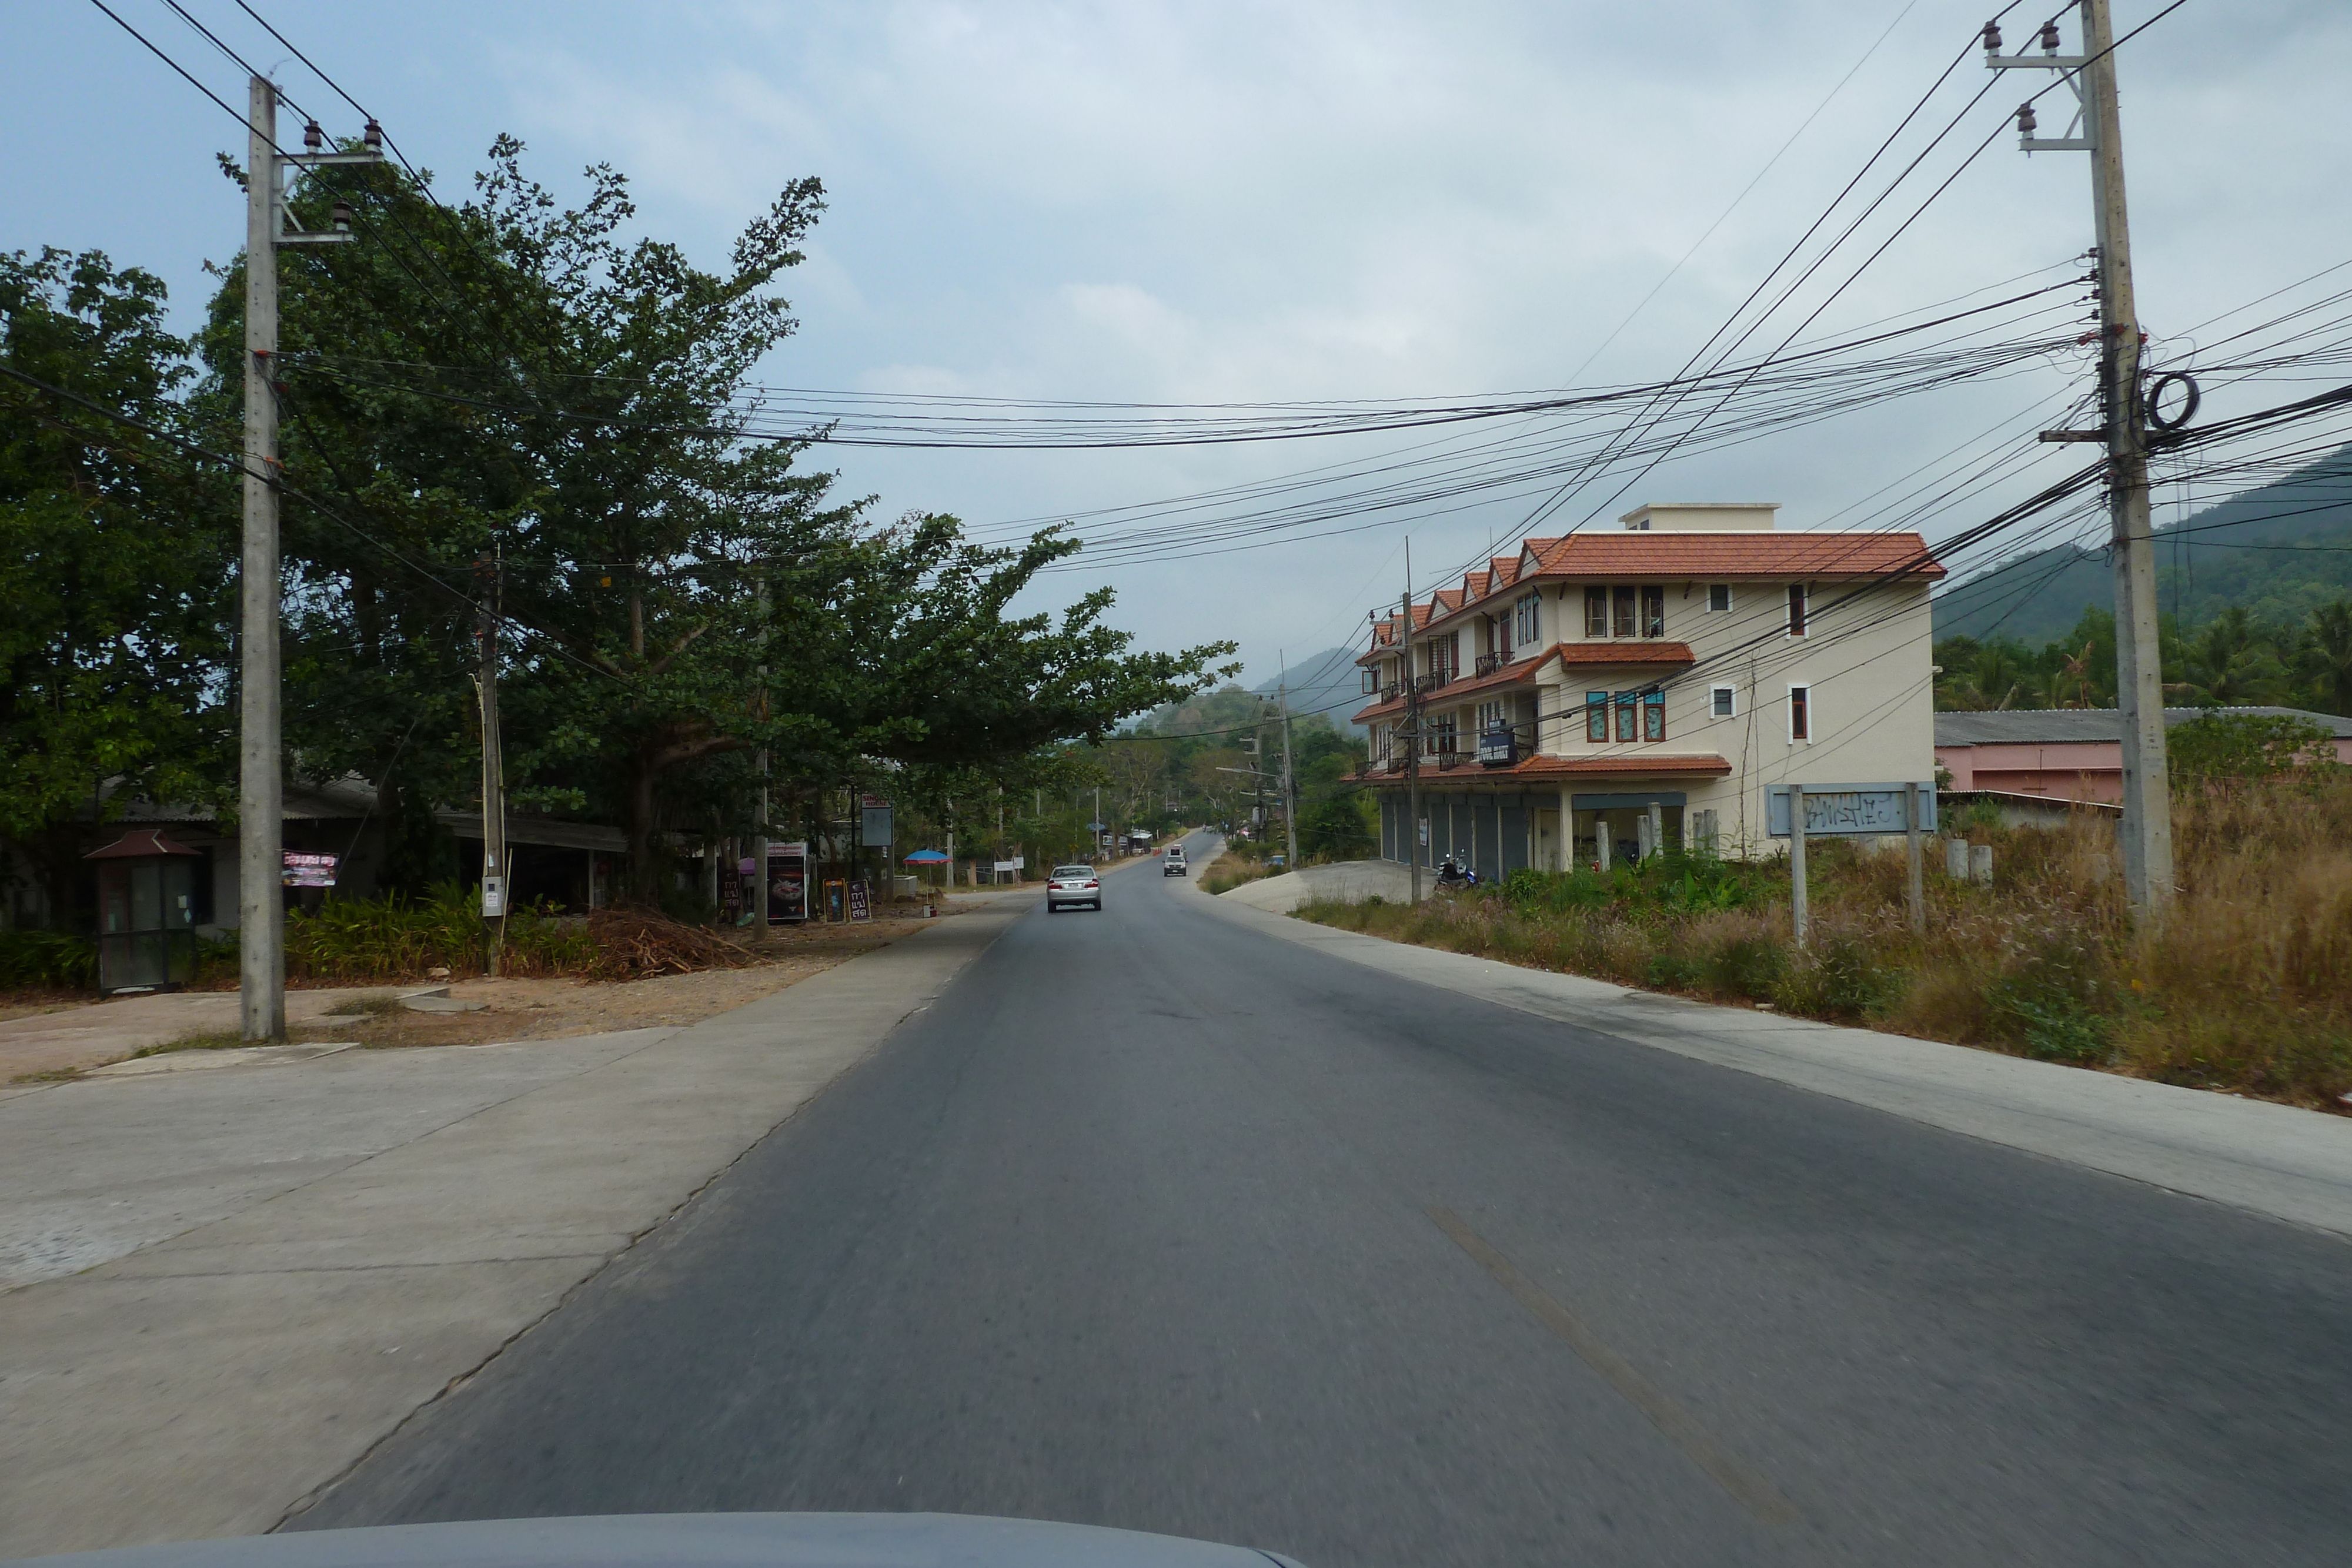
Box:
[0, 249, 234, 925]
[198, 139, 1228, 901]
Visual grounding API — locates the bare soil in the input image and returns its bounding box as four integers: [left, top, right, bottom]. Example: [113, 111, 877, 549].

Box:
[1, 907, 963, 1076]
[300, 914, 941, 1049]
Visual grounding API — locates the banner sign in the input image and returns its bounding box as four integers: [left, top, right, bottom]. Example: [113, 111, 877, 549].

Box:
[847, 879, 871, 922]
[1766, 783, 1937, 838]
[861, 805, 893, 848]
[282, 851, 338, 888]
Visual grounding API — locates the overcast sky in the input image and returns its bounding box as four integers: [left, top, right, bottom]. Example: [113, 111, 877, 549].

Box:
[8, 1, 2348, 701]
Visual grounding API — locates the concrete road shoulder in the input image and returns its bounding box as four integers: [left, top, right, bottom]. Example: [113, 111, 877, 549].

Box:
[0, 904, 1028, 1560]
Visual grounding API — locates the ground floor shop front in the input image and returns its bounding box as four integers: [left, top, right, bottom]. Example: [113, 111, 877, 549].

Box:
[1375, 781, 1736, 880]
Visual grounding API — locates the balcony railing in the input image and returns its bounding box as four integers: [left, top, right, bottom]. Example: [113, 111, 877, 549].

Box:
[1474, 651, 1504, 677]
[1379, 683, 1400, 705]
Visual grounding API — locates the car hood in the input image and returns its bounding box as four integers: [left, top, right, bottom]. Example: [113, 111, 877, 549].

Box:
[11, 1514, 1307, 1568]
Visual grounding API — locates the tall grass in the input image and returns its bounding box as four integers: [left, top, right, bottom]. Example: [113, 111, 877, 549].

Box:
[1299, 773, 2352, 1111]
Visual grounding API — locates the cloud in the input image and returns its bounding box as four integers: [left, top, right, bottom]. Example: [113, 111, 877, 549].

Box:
[23, 0, 2351, 681]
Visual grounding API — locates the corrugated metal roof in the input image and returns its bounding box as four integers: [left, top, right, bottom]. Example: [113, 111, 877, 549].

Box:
[1935, 706, 2352, 745]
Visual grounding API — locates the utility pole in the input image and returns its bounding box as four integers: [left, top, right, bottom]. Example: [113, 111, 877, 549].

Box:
[476, 550, 507, 976]
[1992, 2, 2174, 916]
[238, 79, 383, 1039]
[1789, 784, 1809, 950]
[1278, 652, 1299, 869]
[752, 577, 770, 932]
[1403, 539, 1423, 904]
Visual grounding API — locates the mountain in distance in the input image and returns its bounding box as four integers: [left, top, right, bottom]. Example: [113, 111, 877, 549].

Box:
[1933, 443, 2352, 644]
[1249, 646, 1366, 735]
[1128, 646, 1368, 739]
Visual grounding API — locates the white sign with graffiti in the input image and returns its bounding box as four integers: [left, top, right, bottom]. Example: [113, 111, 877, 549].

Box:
[1765, 783, 1937, 838]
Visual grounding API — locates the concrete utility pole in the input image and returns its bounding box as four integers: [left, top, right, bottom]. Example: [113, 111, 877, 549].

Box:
[1278, 653, 1299, 870]
[752, 577, 770, 931]
[1905, 781, 1927, 935]
[238, 78, 383, 1039]
[1789, 784, 1809, 951]
[1403, 539, 1423, 904]
[1992, 2, 2174, 916]
[476, 551, 507, 976]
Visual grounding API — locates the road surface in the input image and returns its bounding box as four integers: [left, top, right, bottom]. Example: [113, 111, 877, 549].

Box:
[298, 831, 2352, 1566]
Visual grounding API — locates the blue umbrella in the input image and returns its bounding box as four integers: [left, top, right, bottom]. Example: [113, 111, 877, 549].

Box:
[903, 848, 951, 864]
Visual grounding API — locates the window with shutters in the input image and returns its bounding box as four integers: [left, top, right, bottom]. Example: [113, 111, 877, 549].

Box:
[1789, 683, 1812, 742]
[1585, 586, 1609, 637]
[1642, 690, 1665, 742]
[1787, 583, 1808, 637]
[1612, 586, 1637, 638]
[1613, 691, 1639, 743]
[1585, 691, 1608, 743]
[1516, 593, 1542, 647]
[1641, 585, 1665, 637]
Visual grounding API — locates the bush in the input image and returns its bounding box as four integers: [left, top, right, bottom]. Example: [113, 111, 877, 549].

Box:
[1778, 936, 1902, 1022]
[0, 929, 98, 990]
[286, 884, 594, 982]
[1645, 951, 1704, 991]
[2169, 710, 2343, 785]
[1698, 924, 1787, 1002]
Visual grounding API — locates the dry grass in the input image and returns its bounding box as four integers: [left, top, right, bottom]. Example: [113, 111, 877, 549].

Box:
[1204, 860, 1278, 896]
[1299, 774, 2352, 1112]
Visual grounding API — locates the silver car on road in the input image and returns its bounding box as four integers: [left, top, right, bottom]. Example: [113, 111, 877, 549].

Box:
[1047, 864, 1102, 912]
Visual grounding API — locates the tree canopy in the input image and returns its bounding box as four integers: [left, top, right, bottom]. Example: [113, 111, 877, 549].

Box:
[3, 138, 1231, 915]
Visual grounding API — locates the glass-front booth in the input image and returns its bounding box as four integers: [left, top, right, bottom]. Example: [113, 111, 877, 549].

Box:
[88, 830, 203, 995]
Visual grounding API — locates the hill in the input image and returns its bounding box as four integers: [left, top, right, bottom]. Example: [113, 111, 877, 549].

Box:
[1933, 443, 2352, 644]
[1248, 646, 1366, 734]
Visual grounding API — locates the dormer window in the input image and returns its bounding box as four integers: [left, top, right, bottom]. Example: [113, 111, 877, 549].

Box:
[1583, 584, 1669, 638]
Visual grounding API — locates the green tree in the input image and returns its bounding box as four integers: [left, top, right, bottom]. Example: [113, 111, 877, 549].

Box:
[198, 139, 1229, 901]
[0, 248, 234, 926]
[2302, 599, 2352, 715]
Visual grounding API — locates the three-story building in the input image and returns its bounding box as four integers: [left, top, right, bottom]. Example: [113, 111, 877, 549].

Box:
[1351, 503, 1943, 871]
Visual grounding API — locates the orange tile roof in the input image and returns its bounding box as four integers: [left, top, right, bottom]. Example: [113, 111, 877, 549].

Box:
[1526, 531, 1943, 580]
[1549, 640, 1696, 667]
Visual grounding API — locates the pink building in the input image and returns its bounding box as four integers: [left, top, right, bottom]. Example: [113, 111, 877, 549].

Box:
[1936, 707, 2352, 805]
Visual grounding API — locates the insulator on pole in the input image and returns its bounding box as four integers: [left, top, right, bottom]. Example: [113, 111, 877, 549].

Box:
[1982, 20, 2003, 53]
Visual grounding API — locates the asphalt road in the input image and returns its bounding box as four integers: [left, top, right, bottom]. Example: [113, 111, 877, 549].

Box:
[299, 831, 2352, 1566]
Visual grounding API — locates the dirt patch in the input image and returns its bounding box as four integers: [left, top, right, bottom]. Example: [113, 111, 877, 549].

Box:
[0, 991, 91, 1027]
[294, 914, 939, 1049]
[4, 907, 964, 1076]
